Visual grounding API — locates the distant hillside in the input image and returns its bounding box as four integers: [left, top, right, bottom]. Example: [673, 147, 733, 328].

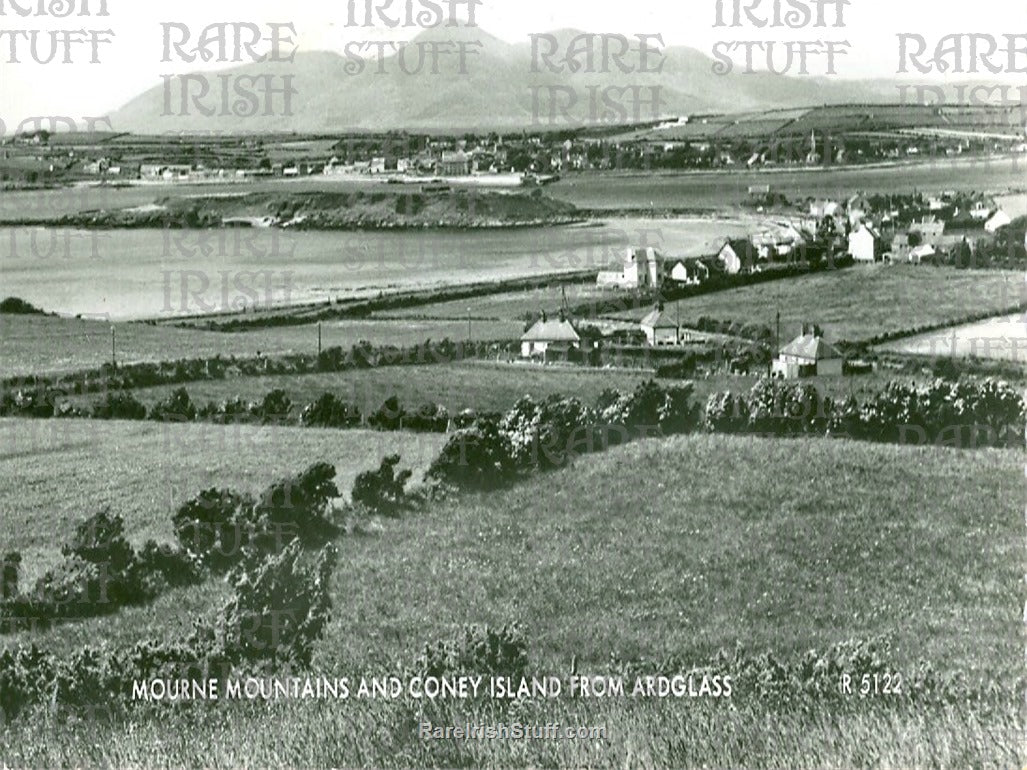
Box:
[107, 27, 902, 133]
[48, 189, 581, 229]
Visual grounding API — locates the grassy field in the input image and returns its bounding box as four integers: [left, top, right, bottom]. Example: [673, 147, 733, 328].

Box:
[879, 312, 1027, 362]
[0, 432, 1020, 766]
[608, 264, 1025, 343]
[76, 360, 923, 420]
[0, 314, 521, 377]
[0, 418, 445, 582]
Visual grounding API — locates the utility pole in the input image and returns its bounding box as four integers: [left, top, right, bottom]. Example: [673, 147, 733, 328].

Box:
[317, 321, 322, 356]
[110, 325, 116, 370]
[467, 307, 471, 341]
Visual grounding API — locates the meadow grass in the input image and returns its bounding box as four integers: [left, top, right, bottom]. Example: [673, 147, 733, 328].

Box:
[105, 359, 930, 421]
[0, 314, 521, 377]
[2, 696, 1019, 768]
[608, 265, 1024, 344]
[0, 433, 1020, 767]
[0, 418, 445, 581]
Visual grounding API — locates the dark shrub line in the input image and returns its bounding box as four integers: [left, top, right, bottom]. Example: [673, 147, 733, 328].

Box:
[1, 338, 510, 411]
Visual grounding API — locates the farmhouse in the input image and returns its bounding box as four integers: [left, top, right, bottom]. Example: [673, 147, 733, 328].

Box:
[596, 247, 663, 289]
[847, 222, 879, 263]
[668, 258, 710, 286]
[520, 311, 580, 359]
[640, 304, 679, 346]
[771, 324, 843, 378]
[716, 239, 758, 275]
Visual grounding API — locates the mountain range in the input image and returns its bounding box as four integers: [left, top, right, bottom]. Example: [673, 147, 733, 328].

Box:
[107, 27, 913, 133]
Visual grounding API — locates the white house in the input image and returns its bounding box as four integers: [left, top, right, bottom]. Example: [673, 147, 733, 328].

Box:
[771, 324, 843, 378]
[716, 239, 758, 275]
[640, 305, 679, 346]
[847, 223, 879, 263]
[668, 258, 710, 285]
[520, 313, 580, 359]
[985, 209, 1011, 233]
[596, 247, 663, 289]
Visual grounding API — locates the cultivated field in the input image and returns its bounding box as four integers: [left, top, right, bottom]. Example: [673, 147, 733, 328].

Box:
[610, 265, 1025, 343]
[0, 418, 445, 581]
[1, 433, 1020, 766]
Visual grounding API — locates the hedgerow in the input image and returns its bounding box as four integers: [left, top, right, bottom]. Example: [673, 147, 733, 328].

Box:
[0, 541, 337, 720]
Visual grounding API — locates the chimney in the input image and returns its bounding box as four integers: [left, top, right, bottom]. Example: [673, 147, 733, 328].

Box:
[800, 323, 808, 336]
[540, 309, 547, 323]
[812, 324, 823, 338]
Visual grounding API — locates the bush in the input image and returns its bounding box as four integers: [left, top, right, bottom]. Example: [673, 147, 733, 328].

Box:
[411, 623, 529, 681]
[249, 462, 340, 548]
[173, 488, 254, 571]
[0, 297, 44, 314]
[427, 415, 517, 490]
[91, 391, 146, 420]
[351, 454, 412, 515]
[597, 380, 699, 441]
[501, 394, 596, 470]
[2, 552, 21, 599]
[404, 402, 450, 433]
[195, 541, 337, 670]
[136, 540, 201, 587]
[300, 393, 361, 428]
[148, 387, 196, 421]
[368, 395, 405, 431]
[252, 388, 292, 423]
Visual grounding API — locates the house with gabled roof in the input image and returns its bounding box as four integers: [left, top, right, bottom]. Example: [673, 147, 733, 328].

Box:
[717, 238, 758, 275]
[771, 324, 843, 378]
[847, 222, 879, 263]
[640, 303, 679, 346]
[520, 311, 581, 359]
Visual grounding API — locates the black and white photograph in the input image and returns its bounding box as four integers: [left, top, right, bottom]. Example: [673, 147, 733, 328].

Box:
[0, 0, 1024, 766]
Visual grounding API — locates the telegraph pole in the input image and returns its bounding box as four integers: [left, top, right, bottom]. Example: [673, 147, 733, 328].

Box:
[110, 325, 116, 370]
[317, 321, 322, 356]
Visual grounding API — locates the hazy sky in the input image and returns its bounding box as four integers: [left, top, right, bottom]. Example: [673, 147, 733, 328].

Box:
[0, 0, 1023, 129]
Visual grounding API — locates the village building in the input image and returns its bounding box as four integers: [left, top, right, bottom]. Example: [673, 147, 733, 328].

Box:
[668, 258, 710, 286]
[911, 217, 945, 245]
[596, 247, 663, 289]
[886, 233, 912, 263]
[520, 311, 581, 360]
[985, 209, 1011, 233]
[771, 324, 843, 378]
[436, 150, 471, 176]
[640, 304, 680, 346]
[847, 222, 879, 263]
[909, 243, 935, 264]
[716, 239, 758, 275]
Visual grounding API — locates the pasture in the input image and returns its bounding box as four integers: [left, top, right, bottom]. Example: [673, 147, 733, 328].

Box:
[609, 264, 1025, 343]
[0, 432, 1020, 766]
[75, 359, 919, 421]
[0, 418, 445, 581]
[879, 312, 1027, 362]
[0, 314, 521, 377]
